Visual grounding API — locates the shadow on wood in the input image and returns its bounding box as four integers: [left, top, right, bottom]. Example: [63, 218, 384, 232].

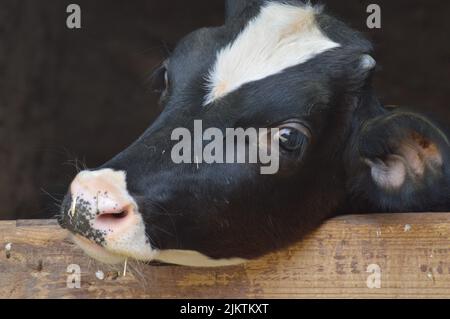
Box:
[1, 214, 450, 298]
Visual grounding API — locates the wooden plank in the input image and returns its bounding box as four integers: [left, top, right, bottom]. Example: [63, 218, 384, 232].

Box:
[1, 214, 450, 299]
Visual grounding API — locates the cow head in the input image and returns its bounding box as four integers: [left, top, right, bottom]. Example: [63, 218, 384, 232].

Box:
[59, 0, 450, 266]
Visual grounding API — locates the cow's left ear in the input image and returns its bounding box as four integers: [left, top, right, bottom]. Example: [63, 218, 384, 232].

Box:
[351, 111, 449, 211]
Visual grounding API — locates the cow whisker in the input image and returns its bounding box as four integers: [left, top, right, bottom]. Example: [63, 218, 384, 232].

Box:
[123, 258, 128, 277]
[41, 188, 63, 204]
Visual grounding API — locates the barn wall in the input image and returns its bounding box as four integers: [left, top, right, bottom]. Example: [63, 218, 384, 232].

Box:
[0, 0, 449, 219]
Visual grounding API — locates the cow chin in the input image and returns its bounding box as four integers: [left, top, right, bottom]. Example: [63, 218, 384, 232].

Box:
[73, 235, 127, 264]
[72, 229, 157, 265]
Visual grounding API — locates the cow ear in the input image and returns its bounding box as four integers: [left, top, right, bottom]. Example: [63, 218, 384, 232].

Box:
[346, 54, 377, 91]
[353, 111, 449, 211]
[359, 54, 376, 73]
[225, 0, 253, 22]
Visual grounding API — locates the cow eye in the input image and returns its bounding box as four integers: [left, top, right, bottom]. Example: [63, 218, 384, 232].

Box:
[150, 62, 169, 96]
[274, 123, 311, 152]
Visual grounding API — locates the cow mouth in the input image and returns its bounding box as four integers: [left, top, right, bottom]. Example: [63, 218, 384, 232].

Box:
[72, 234, 127, 265]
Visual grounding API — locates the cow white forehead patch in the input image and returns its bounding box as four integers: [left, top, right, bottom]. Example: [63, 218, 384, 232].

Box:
[204, 2, 340, 105]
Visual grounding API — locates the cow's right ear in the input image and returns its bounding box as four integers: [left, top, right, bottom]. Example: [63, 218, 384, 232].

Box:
[350, 111, 450, 211]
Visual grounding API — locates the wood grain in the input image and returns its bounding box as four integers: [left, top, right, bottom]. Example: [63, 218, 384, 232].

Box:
[1, 214, 450, 299]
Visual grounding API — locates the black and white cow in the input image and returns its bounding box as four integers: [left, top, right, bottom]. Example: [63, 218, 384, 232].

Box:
[59, 0, 450, 267]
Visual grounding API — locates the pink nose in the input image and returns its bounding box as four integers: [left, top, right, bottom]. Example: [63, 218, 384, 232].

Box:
[69, 169, 136, 232]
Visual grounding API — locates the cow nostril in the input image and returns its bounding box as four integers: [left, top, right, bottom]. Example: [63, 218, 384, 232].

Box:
[105, 211, 127, 219]
[115, 211, 128, 219]
[96, 210, 129, 223]
[92, 206, 133, 231]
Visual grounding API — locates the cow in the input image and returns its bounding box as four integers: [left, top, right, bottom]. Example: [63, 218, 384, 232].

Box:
[58, 0, 450, 267]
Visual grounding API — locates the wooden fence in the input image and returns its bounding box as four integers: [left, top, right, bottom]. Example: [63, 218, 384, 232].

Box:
[1, 213, 450, 298]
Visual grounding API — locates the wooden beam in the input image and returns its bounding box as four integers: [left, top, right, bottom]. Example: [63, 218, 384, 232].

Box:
[1, 214, 450, 298]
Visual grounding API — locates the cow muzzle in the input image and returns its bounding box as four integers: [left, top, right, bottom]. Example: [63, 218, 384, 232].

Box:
[59, 168, 156, 264]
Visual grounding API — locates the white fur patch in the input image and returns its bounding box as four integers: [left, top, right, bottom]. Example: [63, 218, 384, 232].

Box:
[366, 157, 407, 191]
[154, 250, 247, 267]
[204, 2, 340, 105]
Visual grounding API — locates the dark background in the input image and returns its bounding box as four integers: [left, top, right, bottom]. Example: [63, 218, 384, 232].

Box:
[0, 0, 449, 219]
